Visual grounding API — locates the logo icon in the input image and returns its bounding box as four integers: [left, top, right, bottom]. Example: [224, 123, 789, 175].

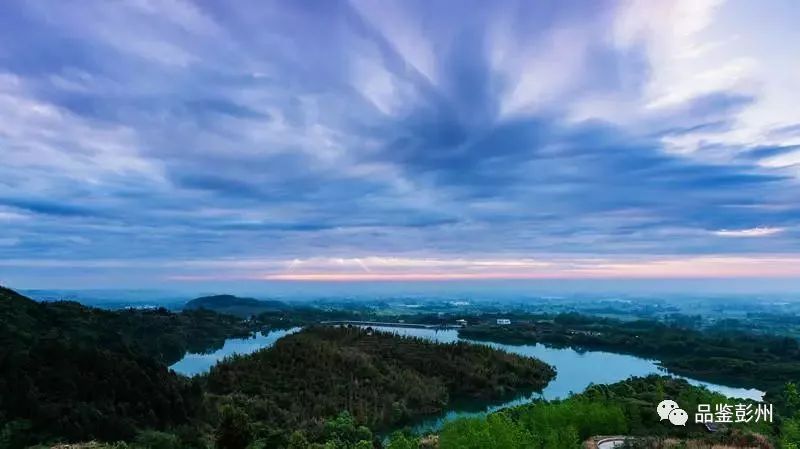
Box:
[657, 399, 679, 420]
[657, 399, 688, 426]
[668, 408, 688, 426]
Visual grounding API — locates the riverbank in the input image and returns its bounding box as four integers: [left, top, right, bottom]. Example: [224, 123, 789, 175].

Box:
[460, 316, 800, 393]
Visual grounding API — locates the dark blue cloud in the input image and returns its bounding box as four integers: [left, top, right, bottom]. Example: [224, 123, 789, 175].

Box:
[0, 198, 103, 218]
[174, 173, 266, 198]
[739, 145, 800, 160]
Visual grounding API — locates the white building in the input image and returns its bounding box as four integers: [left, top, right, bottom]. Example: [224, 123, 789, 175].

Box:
[496, 318, 511, 325]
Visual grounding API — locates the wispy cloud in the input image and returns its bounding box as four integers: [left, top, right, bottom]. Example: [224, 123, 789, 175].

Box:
[0, 0, 798, 287]
[713, 227, 786, 237]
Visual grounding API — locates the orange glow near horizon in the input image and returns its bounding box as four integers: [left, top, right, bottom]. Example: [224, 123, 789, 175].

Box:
[162, 255, 800, 282]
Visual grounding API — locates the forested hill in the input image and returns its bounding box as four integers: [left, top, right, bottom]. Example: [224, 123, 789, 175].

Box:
[205, 326, 555, 434]
[0, 286, 202, 444]
[1, 287, 557, 448]
[184, 294, 287, 318]
[1, 286, 256, 365]
[0, 286, 260, 446]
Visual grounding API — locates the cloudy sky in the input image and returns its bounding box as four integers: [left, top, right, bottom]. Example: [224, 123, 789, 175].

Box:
[2, 0, 800, 288]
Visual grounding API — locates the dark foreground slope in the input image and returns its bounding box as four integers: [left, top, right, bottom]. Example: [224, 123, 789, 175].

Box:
[0, 286, 203, 444]
[205, 326, 555, 432]
[0, 286, 267, 446]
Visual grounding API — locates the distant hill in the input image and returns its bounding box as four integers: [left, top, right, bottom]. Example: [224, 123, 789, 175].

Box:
[184, 294, 287, 317]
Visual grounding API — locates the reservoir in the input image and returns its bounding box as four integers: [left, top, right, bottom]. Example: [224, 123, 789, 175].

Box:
[169, 324, 764, 432]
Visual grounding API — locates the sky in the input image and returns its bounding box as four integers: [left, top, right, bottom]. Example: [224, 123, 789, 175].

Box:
[1, 0, 800, 289]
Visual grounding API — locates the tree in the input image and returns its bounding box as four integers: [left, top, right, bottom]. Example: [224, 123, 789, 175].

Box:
[287, 431, 309, 449]
[781, 418, 800, 449]
[386, 432, 420, 449]
[781, 383, 800, 449]
[786, 383, 800, 416]
[0, 420, 33, 449]
[215, 405, 252, 449]
[134, 430, 181, 449]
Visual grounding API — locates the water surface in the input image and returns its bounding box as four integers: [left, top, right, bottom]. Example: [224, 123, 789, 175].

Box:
[365, 326, 763, 432]
[169, 327, 300, 376]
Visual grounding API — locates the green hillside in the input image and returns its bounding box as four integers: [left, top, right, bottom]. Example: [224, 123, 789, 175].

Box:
[205, 326, 555, 434]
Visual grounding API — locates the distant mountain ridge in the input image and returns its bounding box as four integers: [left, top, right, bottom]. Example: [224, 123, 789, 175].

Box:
[184, 294, 287, 317]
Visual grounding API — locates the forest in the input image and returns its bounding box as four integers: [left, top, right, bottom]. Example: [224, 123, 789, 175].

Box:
[0, 287, 552, 449]
[204, 326, 555, 436]
[10, 375, 794, 449]
[384, 375, 786, 449]
[0, 286, 258, 365]
[0, 286, 207, 445]
[4, 286, 800, 449]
